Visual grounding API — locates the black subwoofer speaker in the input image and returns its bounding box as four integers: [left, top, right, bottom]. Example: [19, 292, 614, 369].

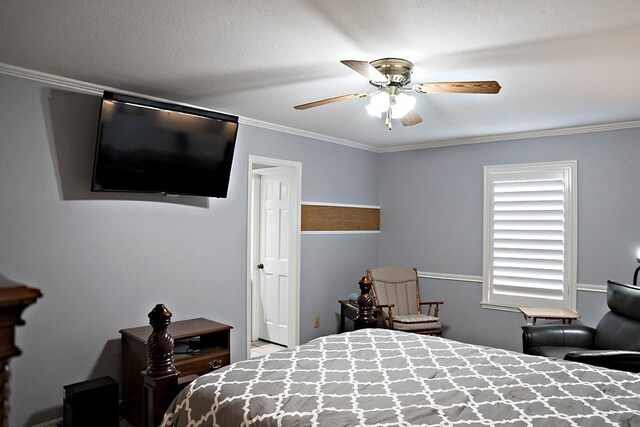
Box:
[63, 376, 118, 427]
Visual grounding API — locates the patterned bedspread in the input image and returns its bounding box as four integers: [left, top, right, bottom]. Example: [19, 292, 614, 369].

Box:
[161, 329, 640, 426]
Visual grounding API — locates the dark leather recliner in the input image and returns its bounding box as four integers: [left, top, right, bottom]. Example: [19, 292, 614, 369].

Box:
[522, 280, 640, 373]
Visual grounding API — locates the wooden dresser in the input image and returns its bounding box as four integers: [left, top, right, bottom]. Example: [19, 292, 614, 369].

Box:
[120, 318, 232, 427]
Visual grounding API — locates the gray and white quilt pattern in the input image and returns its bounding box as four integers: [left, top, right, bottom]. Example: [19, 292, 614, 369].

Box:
[161, 329, 640, 426]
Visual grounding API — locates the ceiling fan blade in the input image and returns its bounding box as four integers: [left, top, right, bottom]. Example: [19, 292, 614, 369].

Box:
[294, 93, 368, 110]
[413, 81, 501, 94]
[340, 60, 389, 84]
[401, 111, 423, 127]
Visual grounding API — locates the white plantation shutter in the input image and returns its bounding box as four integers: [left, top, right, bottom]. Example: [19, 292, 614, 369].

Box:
[483, 161, 577, 310]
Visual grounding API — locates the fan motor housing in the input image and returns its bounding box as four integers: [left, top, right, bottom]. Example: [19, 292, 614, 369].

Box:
[370, 58, 414, 86]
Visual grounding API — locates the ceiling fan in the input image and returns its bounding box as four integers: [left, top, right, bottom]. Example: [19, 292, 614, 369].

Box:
[294, 58, 501, 130]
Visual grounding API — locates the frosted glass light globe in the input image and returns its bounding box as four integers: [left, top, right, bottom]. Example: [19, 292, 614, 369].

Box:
[391, 93, 416, 119]
[366, 91, 391, 117]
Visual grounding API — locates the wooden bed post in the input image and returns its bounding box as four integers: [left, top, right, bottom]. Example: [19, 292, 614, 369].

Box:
[143, 304, 178, 427]
[354, 274, 376, 329]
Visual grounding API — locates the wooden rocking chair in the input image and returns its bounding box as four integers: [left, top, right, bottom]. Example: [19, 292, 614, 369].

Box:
[367, 266, 443, 336]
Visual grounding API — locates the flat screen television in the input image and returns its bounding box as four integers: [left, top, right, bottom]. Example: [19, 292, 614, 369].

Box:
[91, 91, 239, 198]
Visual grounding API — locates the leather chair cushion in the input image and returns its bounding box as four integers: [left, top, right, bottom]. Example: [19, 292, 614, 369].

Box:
[606, 281, 640, 320]
[565, 350, 640, 373]
[528, 346, 592, 360]
[522, 324, 596, 350]
[594, 311, 640, 351]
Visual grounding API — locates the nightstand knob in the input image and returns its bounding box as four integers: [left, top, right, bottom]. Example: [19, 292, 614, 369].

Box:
[209, 359, 223, 370]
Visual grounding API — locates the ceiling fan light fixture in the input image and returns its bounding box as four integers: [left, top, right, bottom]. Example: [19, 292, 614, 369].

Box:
[365, 91, 390, 117]
[366, 90, 416, 121]
[294, 57, 499, 131]
[391, 93, 416, 119]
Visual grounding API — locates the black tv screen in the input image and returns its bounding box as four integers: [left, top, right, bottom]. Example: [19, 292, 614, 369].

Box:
[92, 91, 239, 198]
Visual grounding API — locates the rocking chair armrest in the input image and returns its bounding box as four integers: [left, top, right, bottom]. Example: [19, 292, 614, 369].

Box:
[375, 304, 395, 315]
[375, 304, 395, 309]
[375, 304, 395, 327]
[419, 301, 443, 318]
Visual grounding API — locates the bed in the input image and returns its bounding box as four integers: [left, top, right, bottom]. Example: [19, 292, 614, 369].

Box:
[159, 328, 640, 426]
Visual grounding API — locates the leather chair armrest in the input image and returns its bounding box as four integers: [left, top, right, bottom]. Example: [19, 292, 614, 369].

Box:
[565, 350, 640, 373]
[522, 324, 596, 354]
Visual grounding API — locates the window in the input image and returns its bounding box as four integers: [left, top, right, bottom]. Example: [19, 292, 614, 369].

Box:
[482, 161, 577, 311]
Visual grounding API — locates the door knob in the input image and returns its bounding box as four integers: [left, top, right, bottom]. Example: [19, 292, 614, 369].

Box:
[257, 263, 264, 269]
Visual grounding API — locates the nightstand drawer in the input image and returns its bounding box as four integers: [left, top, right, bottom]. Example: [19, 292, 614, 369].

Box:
[175, 350, 230, 377]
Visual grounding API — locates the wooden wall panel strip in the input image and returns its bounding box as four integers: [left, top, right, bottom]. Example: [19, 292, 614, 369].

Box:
[301, 204, 380, 231]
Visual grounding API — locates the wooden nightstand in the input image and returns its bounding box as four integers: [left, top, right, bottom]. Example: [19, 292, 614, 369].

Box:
[120, 318, 232, 427]
[339, 300, 379, 332]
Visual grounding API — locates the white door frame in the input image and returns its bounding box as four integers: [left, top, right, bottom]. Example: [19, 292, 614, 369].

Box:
[246, 155, 301, 357]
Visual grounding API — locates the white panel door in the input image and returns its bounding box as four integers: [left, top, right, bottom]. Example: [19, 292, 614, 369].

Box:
[257, 172, 291, 345]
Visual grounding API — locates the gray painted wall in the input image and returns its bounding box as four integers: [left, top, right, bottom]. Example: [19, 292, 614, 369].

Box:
[4, 69, 638, 426]
[378, 129, 640, 350]
[0, 74, 378, 426]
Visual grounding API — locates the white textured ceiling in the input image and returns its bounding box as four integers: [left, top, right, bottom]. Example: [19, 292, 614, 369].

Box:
[2, 0, 640, 150]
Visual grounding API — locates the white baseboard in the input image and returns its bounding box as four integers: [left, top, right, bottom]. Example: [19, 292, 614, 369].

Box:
[30, 417, 62, 427]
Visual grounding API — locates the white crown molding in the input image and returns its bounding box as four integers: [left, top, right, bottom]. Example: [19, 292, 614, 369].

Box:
[0, 62, 239, 115]
[238, 116, 378, 152]
[379, 120, 640, 153]
[4, 62, 640, 154]
[1, 62, 105, 95]
[0, 62, 375, 152]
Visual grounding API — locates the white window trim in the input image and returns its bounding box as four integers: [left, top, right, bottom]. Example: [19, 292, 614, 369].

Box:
[482, 160, 577, 312]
